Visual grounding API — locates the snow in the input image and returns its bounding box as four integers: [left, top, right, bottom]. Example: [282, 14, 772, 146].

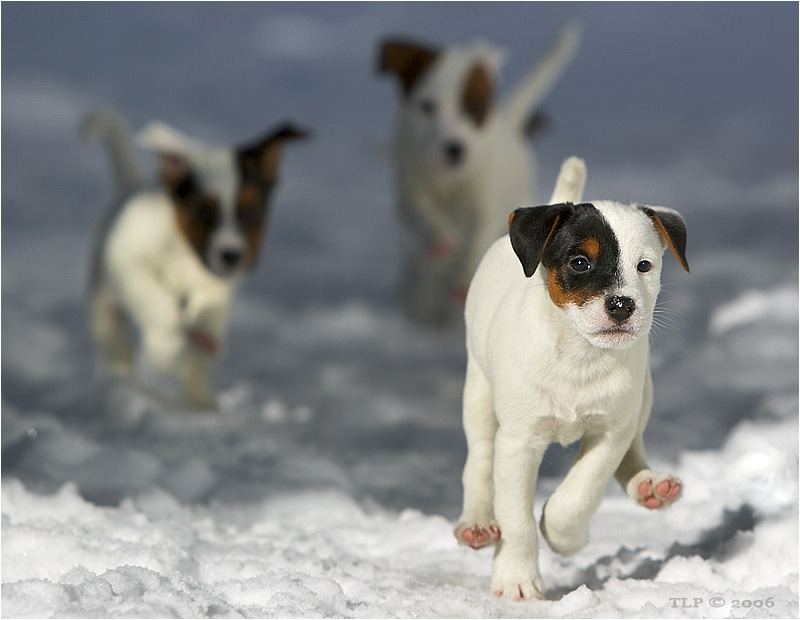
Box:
[2, 3, 798, 618]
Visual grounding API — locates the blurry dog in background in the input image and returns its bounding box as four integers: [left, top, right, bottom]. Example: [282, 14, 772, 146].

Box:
[85, 110, 307, 408]
[455, 157, 688, 599]
[378, 24, 580, 327]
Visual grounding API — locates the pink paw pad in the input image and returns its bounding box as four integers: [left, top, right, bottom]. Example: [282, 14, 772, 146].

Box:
[187, 329, 219, 356]
[637, 477, 681, 509]
[454, 523, 500, 550]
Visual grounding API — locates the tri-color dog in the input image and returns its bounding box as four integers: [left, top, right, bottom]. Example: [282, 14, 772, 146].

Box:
[454, 157, 689, 599]
[85, 110, 307, 407]
[378, 25, 579, 327]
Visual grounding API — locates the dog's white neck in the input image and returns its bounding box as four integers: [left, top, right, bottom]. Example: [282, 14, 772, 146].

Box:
[525, 273, 644, 391]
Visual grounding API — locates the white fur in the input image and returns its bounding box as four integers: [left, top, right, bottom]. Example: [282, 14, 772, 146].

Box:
[390, 25, 580, 326]
[89, 122, 243, 408]
[90, 188, 235, 408]
[456, 158, 683, 600]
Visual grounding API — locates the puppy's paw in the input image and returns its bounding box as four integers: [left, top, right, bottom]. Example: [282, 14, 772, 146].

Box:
[454, 521, 500, 550]
[186, 328, 219, 356]
[491, 568, 544, 601]
[629, 471, 682, 509]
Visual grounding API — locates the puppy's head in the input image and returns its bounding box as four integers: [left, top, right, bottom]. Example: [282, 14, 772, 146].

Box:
[509, 201, 689, 349]
[378, 38, 503, 180]
[138, 122, 308, 279]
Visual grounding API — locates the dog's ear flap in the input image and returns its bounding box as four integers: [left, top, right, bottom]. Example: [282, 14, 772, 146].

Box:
[640, 206, 690, 272]
[240, 123, 310, 185]
[136, 121, 199, 191]
[509, 203, 573, 277]
[378, 39, 439, 95]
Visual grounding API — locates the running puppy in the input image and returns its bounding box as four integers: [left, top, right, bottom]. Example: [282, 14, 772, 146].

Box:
[85, 110, 307, 407]
[455, 157, 689, 599]
[378, 25, 580, 327]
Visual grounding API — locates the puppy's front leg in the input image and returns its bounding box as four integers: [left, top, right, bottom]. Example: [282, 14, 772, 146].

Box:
[455, 355, 499, 549]
[491, 426, 546, 600]
[113, 267, 185, 374]
[540, 424, 636, 556]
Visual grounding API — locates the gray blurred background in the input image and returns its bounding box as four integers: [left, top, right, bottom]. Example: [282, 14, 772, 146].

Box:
[2, 2, 798, 515]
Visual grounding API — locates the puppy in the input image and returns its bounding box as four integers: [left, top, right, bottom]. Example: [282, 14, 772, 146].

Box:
[85, 110, 307, 408]
[454, 157, 689, 600]
[378, 25, 580, 327]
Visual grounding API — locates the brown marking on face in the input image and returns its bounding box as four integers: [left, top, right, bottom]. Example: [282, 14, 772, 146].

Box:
[461, 63, 492, 126]
[236, 183, 268, 269]
[546, 266, 605, 309]
[378, 40, 440, 96]
[507, 211, 516, 230]
[578, 237, 600, 261]
[173, 193, 219, 261]
[548, 268, 585, 308]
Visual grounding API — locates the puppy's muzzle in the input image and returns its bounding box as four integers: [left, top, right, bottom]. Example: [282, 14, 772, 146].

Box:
[605, 295, 635, 323]
[220, 248, 243, 269]
[443, 140, 465, 166]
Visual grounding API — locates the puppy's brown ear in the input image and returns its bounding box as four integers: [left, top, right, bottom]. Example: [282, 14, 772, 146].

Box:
[641, 206, 690, 272]
[509, 203, 573, 277]
[378, 39, 439, 96]
[156, 153, 191, 193]
[240, 123, 310, 185]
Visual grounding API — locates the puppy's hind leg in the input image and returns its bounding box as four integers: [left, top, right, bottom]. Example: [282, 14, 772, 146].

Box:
[455, 353, 500, 549]
[614, 371, 682, 509]
[89, 282, 134, 376]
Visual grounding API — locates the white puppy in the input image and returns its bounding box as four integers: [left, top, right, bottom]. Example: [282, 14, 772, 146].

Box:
[85, 110, 307, 407]
[379, 25, 580, 327]
[455, 157, 689, 599]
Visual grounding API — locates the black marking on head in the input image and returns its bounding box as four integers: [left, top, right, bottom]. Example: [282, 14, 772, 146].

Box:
[510, 203, 621, 308]
[236, 122, 309, 270]
[167, 170, 220, 266]
[509, 203, 573, 278]
[640, 206, 690, 272]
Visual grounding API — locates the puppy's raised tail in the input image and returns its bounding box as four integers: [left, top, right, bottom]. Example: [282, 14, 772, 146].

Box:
[504, 22, 581, 134]
[82, 109, 143, 194]
[549, 156, 586, 204]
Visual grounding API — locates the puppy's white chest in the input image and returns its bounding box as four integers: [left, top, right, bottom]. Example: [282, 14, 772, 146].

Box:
[531, 409, 606, 446]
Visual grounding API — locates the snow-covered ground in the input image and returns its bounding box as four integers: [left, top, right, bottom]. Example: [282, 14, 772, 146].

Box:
[2, 3, 798, 618]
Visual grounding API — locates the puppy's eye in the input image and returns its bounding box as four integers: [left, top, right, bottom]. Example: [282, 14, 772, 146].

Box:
[637, 260, 653, 273]
[417, 99, 437, 116]
[569, 256, 592, 273]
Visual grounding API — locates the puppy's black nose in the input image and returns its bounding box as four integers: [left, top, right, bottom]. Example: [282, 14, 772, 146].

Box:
[220, 249, 242, 268]
[443, 141, 464, 165]
[606, 296, 636, 323]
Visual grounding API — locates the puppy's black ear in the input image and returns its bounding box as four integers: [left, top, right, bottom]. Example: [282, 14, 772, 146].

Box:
[509, 203, 573, 277]
[640, 206, 690, 272]
[378, 39, 439, 96]
[240, 123, 310, 185]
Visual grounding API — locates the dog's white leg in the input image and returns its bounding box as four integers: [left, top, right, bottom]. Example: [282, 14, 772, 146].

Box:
[615, 372, 682, 509]
[455, 354, 499, 549]
[540, 424, 637, 557]
[89, 280, 135, 375]
[112, 267, 186, 379]
[490, 426, 546, 600]
[177, 350, 216, 409]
